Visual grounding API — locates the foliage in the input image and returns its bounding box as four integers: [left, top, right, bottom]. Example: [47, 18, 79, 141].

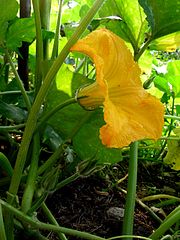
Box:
[0, 0, 180, 240]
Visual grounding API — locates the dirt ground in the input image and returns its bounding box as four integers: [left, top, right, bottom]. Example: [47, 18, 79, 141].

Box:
[44, 162, 180, 240]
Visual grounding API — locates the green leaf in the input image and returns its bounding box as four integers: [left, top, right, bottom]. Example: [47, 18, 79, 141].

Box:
[0, 152, 13, 177]
[99, 0, 148, 49]
[164, 128, 180, 170]
[73, 110, 122, 164]
[154, 76, 171, 94]
[0, 0, 18, 22]
[0, 0, 18, 43]
[138, 0, 180, 39]
[166, 60, 180, 97]
[6, 18, 35, 51]
[154, 60, 180, 97]
[0, 100, 27, 123]
[44, 64, 88, 138]
[150, 31, 180, 52]
[176, 105, 180, 115]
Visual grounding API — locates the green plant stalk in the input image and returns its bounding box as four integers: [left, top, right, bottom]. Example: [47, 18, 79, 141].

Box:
[141, 194, 180, 202]
[41, 202, 67, 240]
[7, 0, 106, 204]
[32, 0, 44, 94]
[0, 199, 106, 240]
[39, 0, 51, 60]
[157, 93, 176, 160]
[164, 115, 180, 121]
[4, 49, 31, 111]
[122, 141, 138, 239]
[0, 124, 25, 131]
[149, 205, 180, 240]
[51, 0, 63, 59]
[21, 133, 40, 213]
[107, 236, 152, 240]
[38, 142, 65, 175]
[0, 204, 7, 240]
[55, 172, 79, 191]
[37, 97, 77, 130]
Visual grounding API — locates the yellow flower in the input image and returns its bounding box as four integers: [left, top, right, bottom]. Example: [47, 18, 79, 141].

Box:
[71, 29, 164, 148]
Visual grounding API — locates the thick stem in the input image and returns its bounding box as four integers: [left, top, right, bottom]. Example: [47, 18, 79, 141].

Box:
[21, 133, 40, 213]
[39, 0, 51, 60]
[0, 204, 7, 240]
[51, 0, 64, 59]
[7, 0, 106, 202]
[122, 141, 138, 239]
[32, 0, 44, 95]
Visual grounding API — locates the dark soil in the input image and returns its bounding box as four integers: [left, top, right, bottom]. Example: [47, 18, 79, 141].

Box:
[43, 162, 180, 240]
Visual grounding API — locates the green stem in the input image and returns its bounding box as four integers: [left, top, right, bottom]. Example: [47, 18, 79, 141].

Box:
[0, 204, 7, 240]
[55, 172, 79, 191]
[38, 142, 65, 175]
[164, 115, 180, 121]
[37, 97, 77, 129]
[4, 49, 31, 111]
[141, 194, 180, 202]
[21, 133, 40, 213]
[41, 202, 67, 240]
[134, 38, 152, 62]
[149, 205, 180, 240]
[0, 199, 106, 240]
[51, 0, 63, 59]
[7, 0, 106, 202]
[39, 0, 51, 60]
[32, 0, 44, 94]
[122, 141, 138, 239]
[0, 124, 25, 131]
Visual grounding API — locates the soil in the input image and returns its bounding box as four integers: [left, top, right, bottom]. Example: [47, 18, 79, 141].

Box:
[43, 162, 180, 240]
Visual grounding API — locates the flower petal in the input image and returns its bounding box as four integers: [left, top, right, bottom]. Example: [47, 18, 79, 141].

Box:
[100, 90, 164, 148]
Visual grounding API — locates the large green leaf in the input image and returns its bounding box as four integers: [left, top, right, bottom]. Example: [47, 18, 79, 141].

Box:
[99, 0, 148, 49]
[150, 32, 180, 52]
[138, 0, 180, 39]
[0, 0, 18, 43]
[45, 64, 87, 138]
[6, 18, 35, 51]
[73, 110, 122, 164]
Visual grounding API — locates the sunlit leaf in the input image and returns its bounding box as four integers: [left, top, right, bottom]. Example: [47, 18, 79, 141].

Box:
[154, 60, 180, 97]
[6, 18, 35, 51]
[150, 32, 180, 52]
[139, 0, 180, 39]
[164, 128, 180, 170]
[99, 0, 148, 49]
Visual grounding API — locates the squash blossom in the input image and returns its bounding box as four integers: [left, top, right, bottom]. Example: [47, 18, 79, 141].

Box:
[71, 29, 164, 148]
